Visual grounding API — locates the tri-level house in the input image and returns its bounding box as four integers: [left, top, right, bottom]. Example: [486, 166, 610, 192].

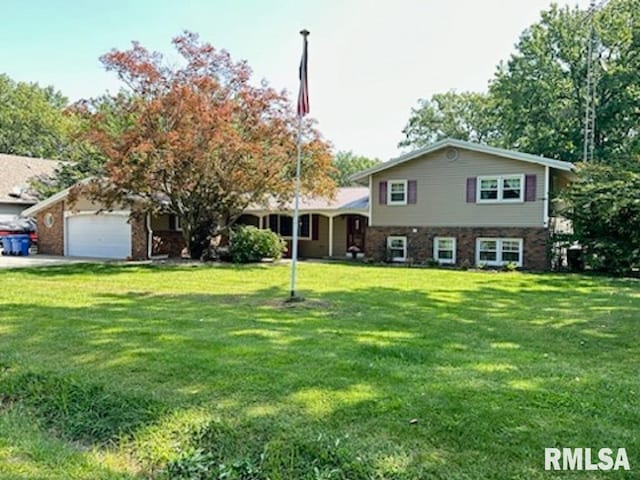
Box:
[350, 138, 575, 270]
[24, 139, 574, 269]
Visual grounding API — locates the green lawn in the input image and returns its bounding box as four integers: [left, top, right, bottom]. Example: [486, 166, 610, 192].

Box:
[0, 262, 638, 479]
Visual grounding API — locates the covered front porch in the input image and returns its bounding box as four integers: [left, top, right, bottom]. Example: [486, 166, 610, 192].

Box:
[239, 187, 370, 259]
[237, 211, 369, 259]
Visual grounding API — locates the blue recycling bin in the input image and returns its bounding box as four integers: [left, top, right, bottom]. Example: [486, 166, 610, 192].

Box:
[1, 236, 11, 255]
[9, 234, 30, 256]
[18, 235, 31, 256]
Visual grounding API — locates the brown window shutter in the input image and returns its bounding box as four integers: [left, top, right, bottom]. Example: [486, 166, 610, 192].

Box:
[525, 174, 537, 201]
[379, 181, 387, 204]
[466, 177, 477, 203]
[312, 214, 319, 240]
[408, 180, 418, 204]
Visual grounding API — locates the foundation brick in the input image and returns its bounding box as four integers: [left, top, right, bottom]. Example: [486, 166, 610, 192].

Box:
[365, 226, 549, 270]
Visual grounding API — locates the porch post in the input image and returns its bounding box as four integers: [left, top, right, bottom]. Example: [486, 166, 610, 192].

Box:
[328, 215, 334, 257]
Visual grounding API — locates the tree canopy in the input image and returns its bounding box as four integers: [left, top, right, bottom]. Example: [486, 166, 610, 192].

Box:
[0, 74, 76, 159]
[399, 91, 498, 149]
[74, 32, 335, 258]
[559, 159, 640, 275]
[400, 0, 640, 163]
[331, 151, 381, 186]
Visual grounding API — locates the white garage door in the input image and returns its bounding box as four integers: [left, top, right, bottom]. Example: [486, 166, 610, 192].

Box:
[66, 214, 131, 259]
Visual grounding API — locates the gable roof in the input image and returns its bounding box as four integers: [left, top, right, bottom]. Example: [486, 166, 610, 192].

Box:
[247, 187, 369, 213]
[0, 153, 61, 205]
[350, 138, 575, 181]
[21, 177, 94, 217]
[23, 182, 369, 218]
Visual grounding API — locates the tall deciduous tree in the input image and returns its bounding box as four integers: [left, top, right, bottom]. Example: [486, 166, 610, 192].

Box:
[490, 0, 640, 162]
[331, 151, 381, 186]
[31, 93, 134, 198]
[74, 32, 334, 259]
[0, 74, 76, 159]
[399, 91, 499, 149]
[401, 0, 640, 163]
[559, 159, 640, 275]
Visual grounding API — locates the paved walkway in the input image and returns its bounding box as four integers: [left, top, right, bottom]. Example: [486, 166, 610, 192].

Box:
[0, 254, 115, 269]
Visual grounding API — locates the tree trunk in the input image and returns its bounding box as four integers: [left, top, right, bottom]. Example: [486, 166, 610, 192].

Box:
[188, 226, 211, 260]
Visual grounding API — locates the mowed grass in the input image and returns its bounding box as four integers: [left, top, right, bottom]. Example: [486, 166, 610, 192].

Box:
[0, 262, 638, 479]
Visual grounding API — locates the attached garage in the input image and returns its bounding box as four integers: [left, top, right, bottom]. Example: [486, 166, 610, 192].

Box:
[65, 213, 132, 259]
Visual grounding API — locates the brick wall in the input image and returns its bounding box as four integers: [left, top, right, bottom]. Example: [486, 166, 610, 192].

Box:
[130, 213, 149, 260]
[34, 201, 64, 255]
[152, 231, 186, 257]
[366, 226, 549, 270]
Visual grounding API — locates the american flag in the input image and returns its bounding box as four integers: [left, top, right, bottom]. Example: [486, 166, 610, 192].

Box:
[297, 30, 309, 117]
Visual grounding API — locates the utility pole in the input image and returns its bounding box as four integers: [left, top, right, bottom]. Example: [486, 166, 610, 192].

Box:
[583, 0, 609, 162]
[583, 0, 597, 162]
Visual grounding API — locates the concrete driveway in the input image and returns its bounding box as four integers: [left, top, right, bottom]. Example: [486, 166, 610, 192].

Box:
[0, 254, 117, 269]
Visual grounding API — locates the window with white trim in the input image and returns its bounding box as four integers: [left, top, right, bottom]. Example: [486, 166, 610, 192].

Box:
[387, 236, 407, 262]
[388, 180, 407, 205]
[170, 215, 182, 231]
[476, 238, 523, 267]
[267, 214, 311, 240]
[433, 237, 456, 264]
[477, 175, 524, 203]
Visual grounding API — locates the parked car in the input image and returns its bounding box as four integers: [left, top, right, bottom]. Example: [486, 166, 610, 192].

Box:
[0, 217, 37, 253]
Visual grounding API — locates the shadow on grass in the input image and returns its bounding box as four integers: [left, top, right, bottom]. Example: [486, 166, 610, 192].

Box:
[0, 268, 638, 477]
[0, 261, 288, 278]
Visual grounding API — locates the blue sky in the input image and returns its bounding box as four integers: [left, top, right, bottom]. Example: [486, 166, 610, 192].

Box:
[1, 0, 589, 160]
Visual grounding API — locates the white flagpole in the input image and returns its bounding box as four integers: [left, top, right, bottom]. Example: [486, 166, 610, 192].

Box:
[290, 29, 309, 299]
[290, 115, 303, 298]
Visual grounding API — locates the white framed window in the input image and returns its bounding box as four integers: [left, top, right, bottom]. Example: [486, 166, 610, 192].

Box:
[388, 180, 408, 205]
[477, 175, 524, 203]
[476, 238, 523, 267]
[387, 236, 407, 262]
[267, 214, 311, 240]
[433, 237, 456, 264]
[170, 215, 182, 231]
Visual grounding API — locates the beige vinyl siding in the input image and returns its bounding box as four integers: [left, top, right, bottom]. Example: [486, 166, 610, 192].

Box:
[69, 195, 127, 212]
[332, 216, 348, 257]
[151, 213, 171, 231]
[372, 149, 546, 227]
[299, 215, 329, 258]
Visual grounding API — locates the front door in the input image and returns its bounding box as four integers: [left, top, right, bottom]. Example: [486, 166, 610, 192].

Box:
[346, 215, 366, 253]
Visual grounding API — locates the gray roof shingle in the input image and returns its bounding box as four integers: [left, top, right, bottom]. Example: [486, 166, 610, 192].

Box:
[0, 153, 61, 205]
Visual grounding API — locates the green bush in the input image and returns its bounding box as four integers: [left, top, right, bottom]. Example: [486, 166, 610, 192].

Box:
[502, 261, 519, 272]
[229, 226, 285, 263]
[560, 160, 640, 276]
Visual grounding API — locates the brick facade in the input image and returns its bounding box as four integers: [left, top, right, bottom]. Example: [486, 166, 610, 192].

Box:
[366, 226, 549, 270]
[130, 213, 149, 260]
[152, 230, 186, 257]
[33, 201, 151, 260]
[34, 201, 64, 255]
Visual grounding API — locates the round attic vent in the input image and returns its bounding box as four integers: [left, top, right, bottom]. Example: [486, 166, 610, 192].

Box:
[44, 213, 54, 228]
[445, 147, 459, 161]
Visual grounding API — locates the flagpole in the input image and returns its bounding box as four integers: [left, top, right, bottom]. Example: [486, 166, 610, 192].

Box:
[290, 29, 309, 299]
[290, 114, 303, 298]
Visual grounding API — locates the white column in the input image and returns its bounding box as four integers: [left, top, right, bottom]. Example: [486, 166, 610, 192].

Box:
[543, 166, 550, 228]
[328, 216, 334, 257]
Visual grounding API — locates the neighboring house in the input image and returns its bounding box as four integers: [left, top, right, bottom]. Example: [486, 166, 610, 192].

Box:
[350, 138, 574, 270]
[0, 153, 60, 221]
[22, 138, 574, 269]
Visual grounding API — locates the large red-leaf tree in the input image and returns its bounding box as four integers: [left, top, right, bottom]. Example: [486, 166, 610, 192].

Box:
[74, 32, 334, 259]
